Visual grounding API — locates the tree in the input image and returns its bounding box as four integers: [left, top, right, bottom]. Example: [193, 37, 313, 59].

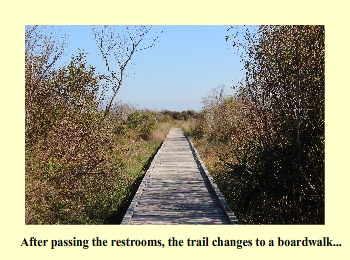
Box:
[216, 25, 325, 223]
[92, 25, 162, 116]
[25, 25, 67, 142]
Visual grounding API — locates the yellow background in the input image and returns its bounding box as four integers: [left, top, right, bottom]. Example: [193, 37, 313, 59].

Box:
[1, 0, 349, 259]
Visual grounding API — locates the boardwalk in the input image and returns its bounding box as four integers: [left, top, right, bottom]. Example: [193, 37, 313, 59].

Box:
[121, 128, 239, 224]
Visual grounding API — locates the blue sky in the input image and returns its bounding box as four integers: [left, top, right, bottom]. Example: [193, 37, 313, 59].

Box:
[56, 25, 246, 111]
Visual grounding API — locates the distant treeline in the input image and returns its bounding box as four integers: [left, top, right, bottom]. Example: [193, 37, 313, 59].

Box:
[159, 109, 199, 121]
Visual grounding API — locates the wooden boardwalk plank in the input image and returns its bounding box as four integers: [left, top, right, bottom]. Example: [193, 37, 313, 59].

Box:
[121, 127, 239, 225]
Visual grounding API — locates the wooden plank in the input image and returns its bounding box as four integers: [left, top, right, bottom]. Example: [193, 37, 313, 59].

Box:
[135, 199, 221, 205]
[128, 216, 230, 224]
[132, 213, 228, 218]
[121, 127, 239, 225]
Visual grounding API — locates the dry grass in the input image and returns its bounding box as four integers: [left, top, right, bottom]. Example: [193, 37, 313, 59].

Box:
[173, 119, 195, 132]
[151, 121, 173, 141]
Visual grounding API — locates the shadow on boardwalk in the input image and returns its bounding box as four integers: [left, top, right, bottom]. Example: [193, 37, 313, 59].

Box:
[120, 128, 239, 224]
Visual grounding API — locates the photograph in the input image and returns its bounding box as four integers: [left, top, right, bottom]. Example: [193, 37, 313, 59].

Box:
[25, 25, 324, 225]
[2, 1, 349, 259]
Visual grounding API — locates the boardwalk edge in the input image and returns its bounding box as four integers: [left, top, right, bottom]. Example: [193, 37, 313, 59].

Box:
[187, 137, 240, 224]
[120, 141, 166, 225]
[121, 128, 239, 224]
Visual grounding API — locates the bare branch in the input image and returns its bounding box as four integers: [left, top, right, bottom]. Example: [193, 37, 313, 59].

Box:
[92, 25, 162, 116]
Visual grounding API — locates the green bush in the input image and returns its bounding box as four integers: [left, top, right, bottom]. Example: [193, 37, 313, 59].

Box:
[127, 111, 158, 140]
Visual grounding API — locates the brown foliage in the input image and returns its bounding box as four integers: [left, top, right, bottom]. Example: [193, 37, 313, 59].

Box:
[25, 26, 167, 224]
[191, 26, 324, 224]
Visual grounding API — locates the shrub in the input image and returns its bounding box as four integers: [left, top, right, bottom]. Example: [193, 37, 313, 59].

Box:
[127, 111, 158, 140]
[190, 26, 324, 224]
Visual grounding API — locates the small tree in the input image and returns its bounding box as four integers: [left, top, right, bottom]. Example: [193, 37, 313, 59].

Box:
[92, 25, 162, 116]
[25, 25, 67, 143]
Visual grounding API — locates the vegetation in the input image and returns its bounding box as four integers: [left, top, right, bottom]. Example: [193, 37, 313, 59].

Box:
[25, 25, 196, 224]
[188, 25, 324, 224]
[26, 25, 324, 225]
